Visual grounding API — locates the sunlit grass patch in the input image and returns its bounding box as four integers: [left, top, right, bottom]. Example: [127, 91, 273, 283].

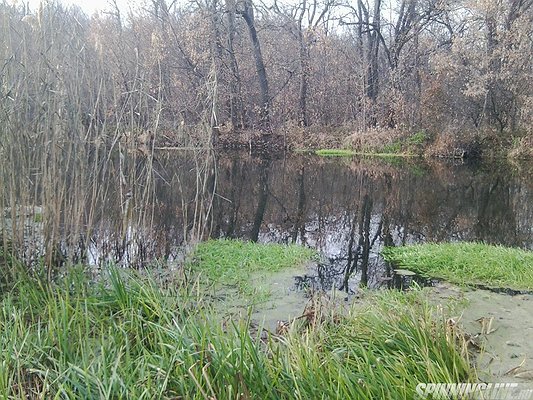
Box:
[315, 148, 419, 158]
[382, 242, 533, 291]
[189, 239, 316, 300]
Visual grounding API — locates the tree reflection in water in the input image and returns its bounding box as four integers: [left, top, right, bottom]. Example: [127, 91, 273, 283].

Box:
[210, 155, 533, 293]
[12, 152, 532, 294]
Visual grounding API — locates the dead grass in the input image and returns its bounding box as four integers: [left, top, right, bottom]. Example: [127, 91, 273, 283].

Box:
[286, 124, 350, 150]
[425, 131, 481, 159]
[342, 128, 406, 153]
[508, 135, 533, 160]
[286, 125, 409, 153]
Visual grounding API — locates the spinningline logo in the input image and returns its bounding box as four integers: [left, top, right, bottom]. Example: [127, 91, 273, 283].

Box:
[416, 382, 533, 399]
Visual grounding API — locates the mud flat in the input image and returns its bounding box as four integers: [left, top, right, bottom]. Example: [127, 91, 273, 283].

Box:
[430, 282, 533, 388]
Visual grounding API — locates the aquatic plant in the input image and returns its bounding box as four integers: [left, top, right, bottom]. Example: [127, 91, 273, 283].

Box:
[383, 242, 533, 291]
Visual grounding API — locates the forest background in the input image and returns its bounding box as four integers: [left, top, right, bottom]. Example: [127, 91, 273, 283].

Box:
[1, 0, 532, 157]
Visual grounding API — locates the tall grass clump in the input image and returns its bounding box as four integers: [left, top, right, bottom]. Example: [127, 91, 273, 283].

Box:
[0, 262, 475, 399]
[0, 2, 220, 274]
[277, 290, 474, 399]
[383, 242, 533, 290]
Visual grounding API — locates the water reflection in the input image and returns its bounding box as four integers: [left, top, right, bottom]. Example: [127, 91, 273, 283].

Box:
[208, 155, 533, 292]
[5, 151, 533, 293]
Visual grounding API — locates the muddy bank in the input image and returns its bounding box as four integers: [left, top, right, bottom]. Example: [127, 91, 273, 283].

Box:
[431, 283, 533, 388]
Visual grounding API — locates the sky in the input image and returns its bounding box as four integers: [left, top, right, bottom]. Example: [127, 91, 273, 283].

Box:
[24, 0, 141, 15]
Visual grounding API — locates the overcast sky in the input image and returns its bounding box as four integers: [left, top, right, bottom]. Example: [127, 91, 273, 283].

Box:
[25, 0, 141, 15]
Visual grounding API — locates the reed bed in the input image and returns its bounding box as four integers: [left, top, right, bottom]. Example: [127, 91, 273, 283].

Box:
[0, 2, 218, 274]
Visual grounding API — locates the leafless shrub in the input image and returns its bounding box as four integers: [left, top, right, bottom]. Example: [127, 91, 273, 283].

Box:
[343, 128, 405, 153]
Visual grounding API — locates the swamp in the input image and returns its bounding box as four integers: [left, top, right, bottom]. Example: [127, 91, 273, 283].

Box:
[1, 0, 533, 398]
[2, 150, 533, 398]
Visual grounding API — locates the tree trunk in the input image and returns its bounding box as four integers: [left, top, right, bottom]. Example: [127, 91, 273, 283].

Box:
[298, 30, 310, 127]
[240, 0, 271, 130]
[482, 15, 498, 129]
[367, 0, 381, 102]
[225, 0, 245, 129]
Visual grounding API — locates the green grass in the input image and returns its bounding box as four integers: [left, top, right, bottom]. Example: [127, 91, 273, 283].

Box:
[189, 239, 316, 301]
[406, 131, 428, 147]
[382, 242, 533, 291]
[0, 264, 475, 399]
[380, 141, 402, 154]
[315, 149, 356, 157]
[315, 148, 418, 158]
[378, 132, 429, 155]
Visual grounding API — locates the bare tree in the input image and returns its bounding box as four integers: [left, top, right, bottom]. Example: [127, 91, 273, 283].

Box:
[273, 0, 335, 126]
[237, 0, 271, 130]
[225, 0, 246, 129]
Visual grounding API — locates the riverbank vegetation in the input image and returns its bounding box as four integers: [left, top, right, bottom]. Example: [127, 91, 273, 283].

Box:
[189, 239, 316, 301]
[0, 0, 531, 394]
[0, 259, 475, 399]
[315, 149, 357, 157]
[315, 130, 430, 157]
[383, 242, 533, 291]
[0, 0, 531, 158]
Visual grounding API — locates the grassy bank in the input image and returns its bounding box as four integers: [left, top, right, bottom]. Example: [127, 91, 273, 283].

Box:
[312, 130, 429, 159]
[189, 239, 316, 302]
[383, 242, 533, 291]
[315, 149, 357, 157]
[299, 128, 533, 160]
[315, 149, 416, 158]
[0, 261, 475, 399]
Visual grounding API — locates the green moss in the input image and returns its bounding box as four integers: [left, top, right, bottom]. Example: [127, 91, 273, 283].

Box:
[383, 242, 533, 290]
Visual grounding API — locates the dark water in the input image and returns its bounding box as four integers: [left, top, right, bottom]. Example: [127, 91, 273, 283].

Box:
[208, 155, 533, 292]
[71, 152, 532, 294]
[13, 152, 532, 294]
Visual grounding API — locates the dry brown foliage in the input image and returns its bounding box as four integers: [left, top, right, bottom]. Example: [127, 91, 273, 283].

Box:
[343, 128, 406, 153]
[508, 136, 533, 160]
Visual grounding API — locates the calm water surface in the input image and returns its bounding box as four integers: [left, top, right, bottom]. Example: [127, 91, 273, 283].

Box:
[10, 152, 531, 294]
[78, 152, 533, 294]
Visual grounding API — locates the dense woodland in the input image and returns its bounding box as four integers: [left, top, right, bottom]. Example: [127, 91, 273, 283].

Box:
[1, 0, 532, 151]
